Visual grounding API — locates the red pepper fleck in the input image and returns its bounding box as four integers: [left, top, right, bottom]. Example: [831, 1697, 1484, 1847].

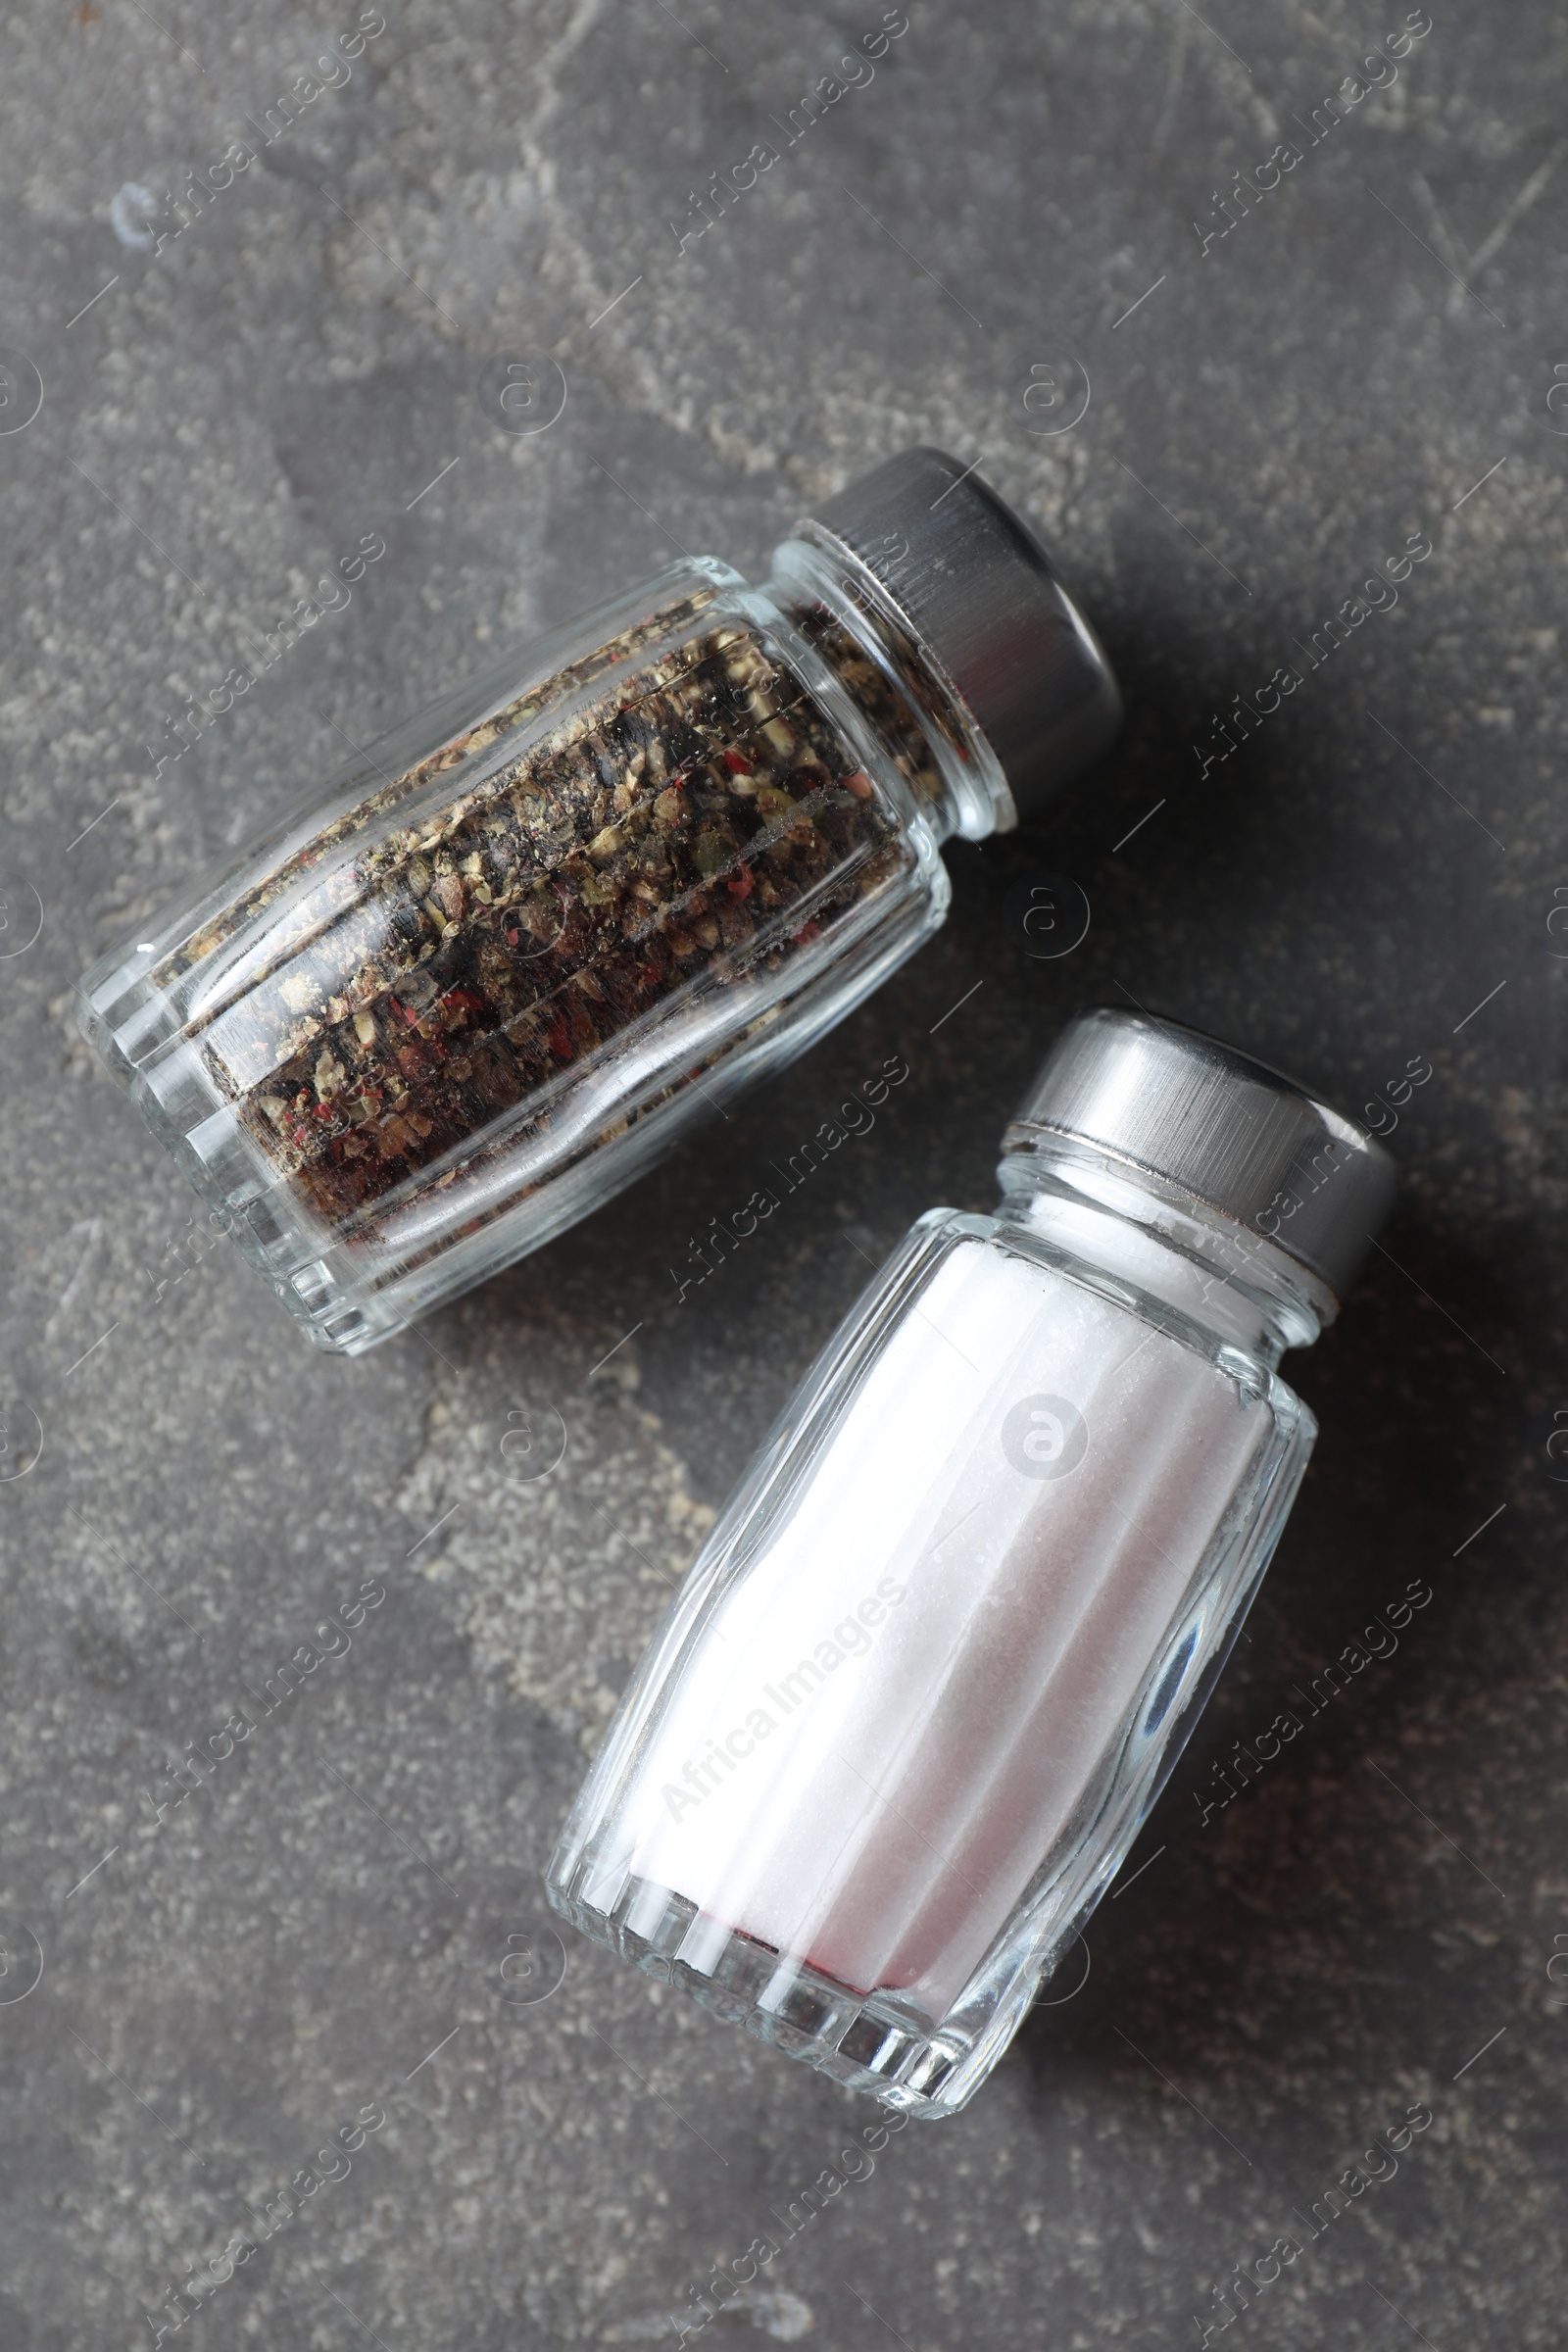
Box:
[722, 748, 754, 775]
[727, 863, 754, 901]
[792, 919, 822, 946]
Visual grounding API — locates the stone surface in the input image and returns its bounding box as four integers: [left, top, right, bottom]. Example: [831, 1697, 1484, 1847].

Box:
[1, 1, 1565, 2345]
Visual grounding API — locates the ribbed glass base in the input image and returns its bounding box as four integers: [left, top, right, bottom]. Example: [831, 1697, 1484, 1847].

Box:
[546, 1852, 966, 2113]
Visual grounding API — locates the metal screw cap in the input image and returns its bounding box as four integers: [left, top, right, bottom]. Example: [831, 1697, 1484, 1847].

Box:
[801, 446, 1122, 824]
[1002, 1007, 1397, 1301]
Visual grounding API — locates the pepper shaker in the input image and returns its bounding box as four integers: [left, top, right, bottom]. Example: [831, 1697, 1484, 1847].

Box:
[546, 1010, 1396, 2116]
[77, 448, 1119, 1353]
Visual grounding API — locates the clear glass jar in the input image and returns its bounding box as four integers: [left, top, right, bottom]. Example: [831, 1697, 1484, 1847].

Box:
[545, 1011, 1396, 2117]
[76, 449, 1118, 1353]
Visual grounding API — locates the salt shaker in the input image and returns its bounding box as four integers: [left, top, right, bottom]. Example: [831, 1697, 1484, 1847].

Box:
[546, 1010, 1396, 2116]
[76, 448, 1118, 1353]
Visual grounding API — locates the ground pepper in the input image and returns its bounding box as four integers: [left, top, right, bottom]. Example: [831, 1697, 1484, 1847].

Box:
[182, 615, 898, 1231]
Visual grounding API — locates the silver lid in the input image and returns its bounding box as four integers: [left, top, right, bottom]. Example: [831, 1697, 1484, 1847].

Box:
[800, 446, 1122, 823]
[1002, 1008, 1397, 1301]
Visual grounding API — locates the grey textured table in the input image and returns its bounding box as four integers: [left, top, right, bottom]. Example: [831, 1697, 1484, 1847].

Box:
[2, 3, 1563, 2346]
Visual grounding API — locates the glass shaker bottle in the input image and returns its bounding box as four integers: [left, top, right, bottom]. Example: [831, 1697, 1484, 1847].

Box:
[76, 448, 1119, 1353]
[546, 1009, 1396, 2116]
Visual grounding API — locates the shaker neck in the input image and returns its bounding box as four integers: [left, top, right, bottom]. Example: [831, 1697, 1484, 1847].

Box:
[995, 1138, 1334, 1369]
[763, 535, 1015, 845]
